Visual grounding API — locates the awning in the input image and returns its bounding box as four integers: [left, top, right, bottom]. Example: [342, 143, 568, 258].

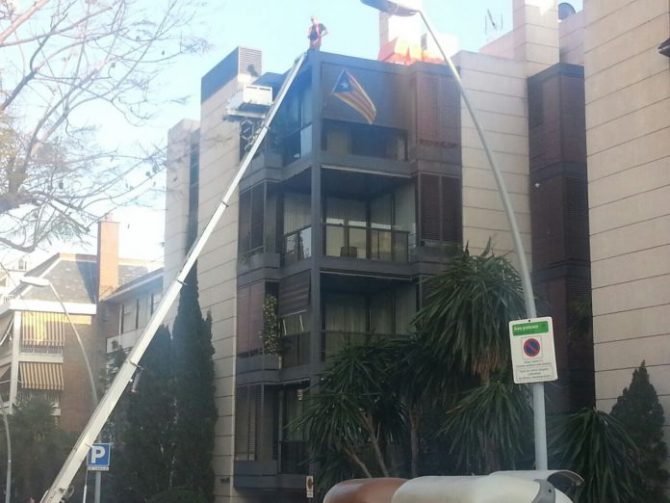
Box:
[21, 312, 65, 347]
[19, 362, 63, 390]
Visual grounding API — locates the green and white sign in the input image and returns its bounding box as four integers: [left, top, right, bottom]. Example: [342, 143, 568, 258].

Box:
[508, 317, 558, 384]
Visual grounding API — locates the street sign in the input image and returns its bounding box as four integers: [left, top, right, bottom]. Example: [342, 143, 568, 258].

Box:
[87, 443, 111, 472]
[306, 475, 315, 499]
[509, 317, 558, 384]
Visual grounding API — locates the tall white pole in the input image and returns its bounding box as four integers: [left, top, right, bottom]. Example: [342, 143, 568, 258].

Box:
[46, 284, 102, 501]
[416, 9, 547, 470]
[0, 394, 11, 503]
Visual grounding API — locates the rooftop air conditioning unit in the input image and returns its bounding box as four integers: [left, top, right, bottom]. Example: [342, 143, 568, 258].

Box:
[225, 84, 273, 120]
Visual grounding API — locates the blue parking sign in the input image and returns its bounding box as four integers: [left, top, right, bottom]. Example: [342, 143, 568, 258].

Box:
[87, 443, 111, 471]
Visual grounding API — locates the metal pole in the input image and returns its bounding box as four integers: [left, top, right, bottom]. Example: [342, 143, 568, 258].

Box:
[47, 284, 103, 500]
[0, 394, 11, 503]
[416, 9, 547, 470]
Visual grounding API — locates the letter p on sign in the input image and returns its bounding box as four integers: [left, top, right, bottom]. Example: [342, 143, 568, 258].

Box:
[87, 443, 111, 471]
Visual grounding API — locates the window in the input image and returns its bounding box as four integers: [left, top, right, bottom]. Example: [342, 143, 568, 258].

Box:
[150, 291, 163, 314]
[322, 120, 407, 160]
[238, 184, 267, 258]
[120, 303, 137, 334]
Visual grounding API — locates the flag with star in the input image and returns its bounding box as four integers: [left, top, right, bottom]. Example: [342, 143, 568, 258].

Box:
[331, 69, 377, 124]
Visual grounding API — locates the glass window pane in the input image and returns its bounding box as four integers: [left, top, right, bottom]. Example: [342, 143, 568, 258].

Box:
[371, 194, 392, 230]
[284, 193, 311, 234]
[326, 225, 344, 257]
[348, 228, 366, 258]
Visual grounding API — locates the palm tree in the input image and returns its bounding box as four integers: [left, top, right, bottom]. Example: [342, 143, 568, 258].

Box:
[413, 243, 526, 383]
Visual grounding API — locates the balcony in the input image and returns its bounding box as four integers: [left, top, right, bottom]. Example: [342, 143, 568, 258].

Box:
[282, 332, 310, 368]
[325, 224, 409, 263]
[282, 226, 312, 266]
[321, 331, 390, 361]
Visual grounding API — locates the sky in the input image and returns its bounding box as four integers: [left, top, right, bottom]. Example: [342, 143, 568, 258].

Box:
[3, 0, 583, 269]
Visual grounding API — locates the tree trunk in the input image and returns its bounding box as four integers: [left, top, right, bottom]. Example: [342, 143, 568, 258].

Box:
[344, 448, 373, 478]
[365, 415, 390, 477]
[409, 408, 420, 478]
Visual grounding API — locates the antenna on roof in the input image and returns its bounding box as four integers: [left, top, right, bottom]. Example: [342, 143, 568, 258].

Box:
[484, 8, 504, 42]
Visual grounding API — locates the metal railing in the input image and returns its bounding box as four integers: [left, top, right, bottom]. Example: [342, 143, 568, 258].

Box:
[282, 226, 312, 265]
[321, 331, 393, 361]
[324, 224, 409, 262]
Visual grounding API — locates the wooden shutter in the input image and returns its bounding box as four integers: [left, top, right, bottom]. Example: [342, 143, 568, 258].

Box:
[278, 271, 311, 316]
[420, 174, 441, 241]
[441, 176, 462, 244]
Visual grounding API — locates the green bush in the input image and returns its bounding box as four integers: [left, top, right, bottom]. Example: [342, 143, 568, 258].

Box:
[147, 488, 208, 503]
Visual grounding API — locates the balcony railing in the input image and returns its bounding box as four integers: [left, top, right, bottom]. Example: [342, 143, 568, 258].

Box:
[283, 226, 312, 265]
[282, 332, 310, 368]
[325, 224, 409, 263]
[279, 440, 308, 474]
[321, 331, 389, 361]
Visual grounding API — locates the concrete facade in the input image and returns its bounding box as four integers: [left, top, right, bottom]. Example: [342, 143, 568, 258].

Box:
[583, 0, 670, 417]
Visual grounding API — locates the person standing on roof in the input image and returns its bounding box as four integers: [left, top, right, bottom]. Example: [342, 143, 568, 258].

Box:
[308, 16, 328, 50]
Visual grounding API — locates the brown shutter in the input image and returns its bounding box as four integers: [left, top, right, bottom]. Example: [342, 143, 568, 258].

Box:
[420, 174, 441, 241]
[278, 271, 311, 316]
[441, 176, 462, 244]
[236, 285, 251, 354]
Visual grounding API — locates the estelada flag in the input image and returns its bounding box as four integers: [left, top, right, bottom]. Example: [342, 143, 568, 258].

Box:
[331, 69, 377, 124]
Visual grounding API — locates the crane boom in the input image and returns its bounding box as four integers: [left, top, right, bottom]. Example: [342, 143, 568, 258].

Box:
[41, 51, 308, 503]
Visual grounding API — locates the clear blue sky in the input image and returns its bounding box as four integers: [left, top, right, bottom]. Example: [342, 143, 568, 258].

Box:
[8, 0, 583, 266]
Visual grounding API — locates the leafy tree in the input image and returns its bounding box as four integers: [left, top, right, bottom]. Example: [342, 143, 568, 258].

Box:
[4, 396, 72, 502]
[611, 362, 669, 502]
[108, 325, 176, 502]
[0, 0, 207, 252]
[550, 408, 643, 503]
[171, 267, 217, 501]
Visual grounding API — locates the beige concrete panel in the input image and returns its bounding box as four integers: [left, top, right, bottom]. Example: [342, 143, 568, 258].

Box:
[480, 32, 515, 59]
[592, 273, 670, 316]
[588, 157, 670, 208]
[462, 148, 530, 175]
[584, 14, 668, 77]
[462, 225, 532, 251]
[595, 364, 670, 401]
[584, 0, 668, 51]
[463, 206, 531, 233]
[463, 166, 529, 194]
[595, 397, 616, 412]
[212, 325, 236, 348]
[585, 52, 669, 104]
[589, 185, 670, 235]
[521, 42, 562, 67]
[587, 129, 670, 182]
[589, 215, 670, 261]
[214, 357, 235, 380]
[460, 69, 527, 97]
[461, 128, 529, 156]
[586, 72, 670, 130]
[465, 110, 529, 136]
[595, 336, 670, 373]
[455, 50, 527, 77]
[460, 89, 528, 117]
[592, 245, 670, 289]
[593, 304, 670, 344]
[587, 98, 670, 155]
[463, 187, 531, 214]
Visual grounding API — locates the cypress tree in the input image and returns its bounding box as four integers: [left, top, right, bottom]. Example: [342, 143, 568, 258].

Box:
[611, 362, 669, 502]
[171, 266, 217, 501]
[110, 325, 176, 502]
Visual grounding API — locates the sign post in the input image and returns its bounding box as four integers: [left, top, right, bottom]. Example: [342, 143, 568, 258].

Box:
[306, 475, 315, 500]
[87, 443, 111, 472]
[509, 317, 558, 384]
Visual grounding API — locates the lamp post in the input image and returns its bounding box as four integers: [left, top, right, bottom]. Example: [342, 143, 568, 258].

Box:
[0, 393, 11, 503]
[360, 0, 547, 470]
[20, 277, 102, 501]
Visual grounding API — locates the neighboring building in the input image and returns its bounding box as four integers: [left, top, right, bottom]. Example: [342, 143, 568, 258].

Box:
[583, 1, 670, 414]
[0, 220, 158, 432]
[164, 1, 594, 501]
[0, 257, 30, 302]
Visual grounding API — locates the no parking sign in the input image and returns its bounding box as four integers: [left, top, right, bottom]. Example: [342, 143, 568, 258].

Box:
[509, 317, 558, 384]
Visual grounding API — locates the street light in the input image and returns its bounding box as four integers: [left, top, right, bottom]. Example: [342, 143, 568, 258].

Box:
[19, 276, 101, 501]
[359, 0, 547, 470]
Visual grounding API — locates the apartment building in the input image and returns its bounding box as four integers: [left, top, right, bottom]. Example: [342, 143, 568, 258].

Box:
[0, 220, 155, 432]
[163, 1, 595, 501]
[583, 0, 670, 414]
